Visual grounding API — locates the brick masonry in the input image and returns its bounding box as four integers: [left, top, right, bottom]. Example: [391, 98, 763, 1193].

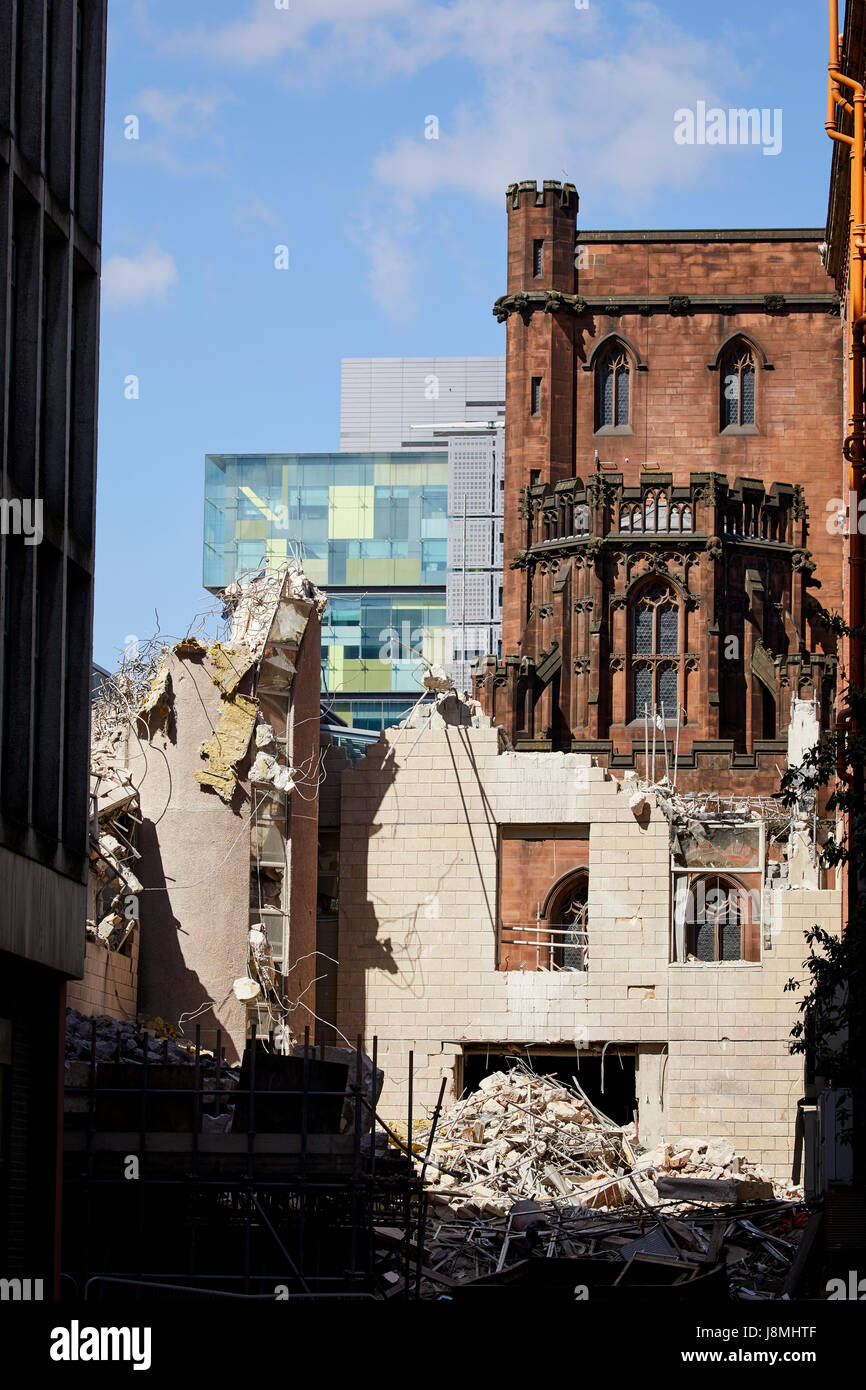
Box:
[489, 183, 844, 773]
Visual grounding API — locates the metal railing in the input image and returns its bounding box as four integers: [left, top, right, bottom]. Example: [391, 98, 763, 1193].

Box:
[498, 916, 589, 972]
[62, 1022, 441, 1300]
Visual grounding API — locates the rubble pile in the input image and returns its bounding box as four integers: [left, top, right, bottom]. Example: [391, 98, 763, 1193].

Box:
[405, 1067, 811, 1298]
[420, 1067, 789, 1214]
[64, 1009, 224, 1071]
[417, 1195, 810, 1299]
[421, 1068, 637, 1213]
[638, 1139, 778, 1187]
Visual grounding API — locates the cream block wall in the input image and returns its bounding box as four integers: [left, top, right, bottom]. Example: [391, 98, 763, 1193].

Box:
[67, 934, 139, 1023]
[337, 725, 841, 1176]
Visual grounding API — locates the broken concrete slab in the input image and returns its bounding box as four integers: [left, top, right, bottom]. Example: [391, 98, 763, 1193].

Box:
[655, 1176, 775, 1203]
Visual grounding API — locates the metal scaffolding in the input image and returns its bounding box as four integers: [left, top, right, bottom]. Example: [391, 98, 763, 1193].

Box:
[62, 1023, 435, 1301]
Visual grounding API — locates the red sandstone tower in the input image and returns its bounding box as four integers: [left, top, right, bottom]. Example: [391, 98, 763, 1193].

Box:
[479, 181, 844, 794]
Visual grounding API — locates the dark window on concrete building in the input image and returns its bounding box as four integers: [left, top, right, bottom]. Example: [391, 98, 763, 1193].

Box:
[548, 871, 588, 971]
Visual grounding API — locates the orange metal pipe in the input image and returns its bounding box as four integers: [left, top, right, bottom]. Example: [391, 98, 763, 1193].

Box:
[827, 0, 865, 693]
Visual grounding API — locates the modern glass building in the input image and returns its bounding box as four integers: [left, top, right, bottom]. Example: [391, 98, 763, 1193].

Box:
[204, 453, 448, 730]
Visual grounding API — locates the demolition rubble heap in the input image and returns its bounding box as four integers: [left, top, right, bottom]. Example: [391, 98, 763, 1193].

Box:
[65, 1009, 226, 1071]
[421, 1067, 784, 1213]
[412, 1068, 809, 1297]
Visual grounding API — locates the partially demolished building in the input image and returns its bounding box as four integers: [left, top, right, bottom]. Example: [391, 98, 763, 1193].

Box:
[336, 692, 838, 1178]
[88, 567, 325, 1059]
[326, 186, 845, 1181]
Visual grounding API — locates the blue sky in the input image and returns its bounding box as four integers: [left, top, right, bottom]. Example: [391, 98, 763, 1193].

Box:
[94, 0, 835, 667]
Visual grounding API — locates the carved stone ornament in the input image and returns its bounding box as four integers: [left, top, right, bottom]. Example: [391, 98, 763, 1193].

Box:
[792, 485, 808, 522]
[706, 535, 724, 563]
[669, 295, 692, 316]
[585, 473, 606, 508]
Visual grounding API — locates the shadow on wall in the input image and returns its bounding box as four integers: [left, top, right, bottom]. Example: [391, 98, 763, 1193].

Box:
[135, 817, 241, 1063]
[336, 711, 500, 1045]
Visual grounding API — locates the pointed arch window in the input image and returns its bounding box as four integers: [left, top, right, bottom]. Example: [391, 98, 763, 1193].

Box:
[630, 582, 680, 719]
[596, 342, 630, 430]
[720, 341, 757, 430]
[687, 874, 754, 962]
[668, 502, 692, 532]
[548, 872, 588, 972]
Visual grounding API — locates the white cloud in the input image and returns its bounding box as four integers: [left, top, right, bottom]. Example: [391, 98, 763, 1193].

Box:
[364, 225, 416, 321]
[156, 1, 740, 318]
[164, 0, 414, 70]
[102, 247, 179, 307]
[230, 195, 282, 233]
[373, 8, 730, 203]
[134, 87, 233, 138]
[121, 87, 235, 176]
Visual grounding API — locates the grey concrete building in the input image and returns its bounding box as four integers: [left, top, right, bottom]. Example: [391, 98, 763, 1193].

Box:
[340, 357, 505, 689]
[339, 355, 505, 453]
[0, 0, 107, 1286]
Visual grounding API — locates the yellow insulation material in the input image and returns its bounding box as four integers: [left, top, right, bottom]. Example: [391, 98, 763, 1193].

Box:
[195, 693, 258, 802]
[207, 642, 255, 697]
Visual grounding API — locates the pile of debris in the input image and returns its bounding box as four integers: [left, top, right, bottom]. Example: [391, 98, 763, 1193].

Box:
[415, 1194, 812, 1300]
[403, 1067, 813, 1298]
[419, 1067, 785, 1217]
[64, 1009, 221, 1070]
[420, 1068, 637, 1214]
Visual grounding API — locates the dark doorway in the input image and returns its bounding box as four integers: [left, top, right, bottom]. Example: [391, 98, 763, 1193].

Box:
[461, 1047, 636, 1126]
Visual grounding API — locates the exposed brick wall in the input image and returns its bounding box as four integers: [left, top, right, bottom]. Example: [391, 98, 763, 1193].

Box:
[337, 723, 841, 1176]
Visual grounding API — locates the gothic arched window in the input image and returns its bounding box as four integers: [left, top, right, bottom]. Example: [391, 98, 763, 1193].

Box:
[720, 341, 756, 430]
[643, 489, 669, 532]
[630, 582, 680, 719]
[596, 342, 630, 430]
[548, 873, 588, 972]
[687, 874, 752, 962]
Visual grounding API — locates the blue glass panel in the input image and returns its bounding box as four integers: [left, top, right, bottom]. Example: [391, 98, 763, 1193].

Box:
[721, 915, 742, 961]
[741, 365, 755, 424]
[600, 365, 614, 426]
[633, 607, 653, 654]
[694, 919, 716, 962]
[723, 367, 739, 426]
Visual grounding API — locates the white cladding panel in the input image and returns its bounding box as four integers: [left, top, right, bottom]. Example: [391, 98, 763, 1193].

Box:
[340, 357, 505, 452]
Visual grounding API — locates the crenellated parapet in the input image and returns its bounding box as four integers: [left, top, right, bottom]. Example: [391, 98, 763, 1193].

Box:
[514, 471, 806, 558]
[476, 469, 835, 789]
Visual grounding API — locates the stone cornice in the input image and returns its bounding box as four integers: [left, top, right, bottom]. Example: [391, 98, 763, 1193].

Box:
[518, 531, 800, 568]
[493, 290, 840, 323]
